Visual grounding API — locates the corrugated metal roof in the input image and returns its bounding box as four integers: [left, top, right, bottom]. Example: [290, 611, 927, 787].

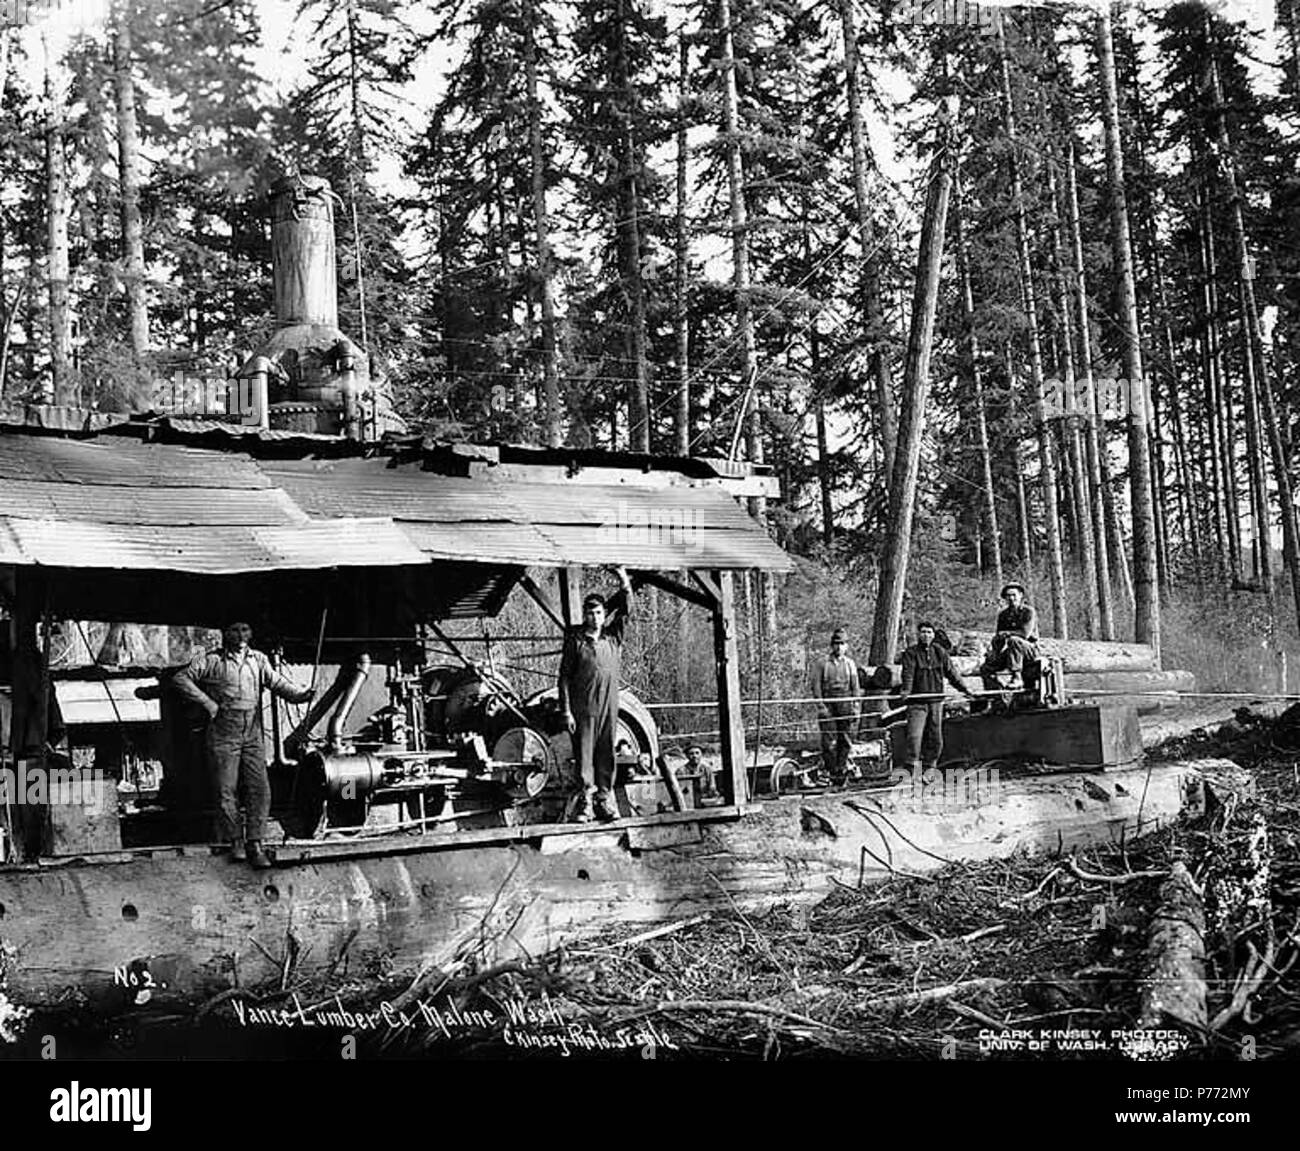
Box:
[0, 479, 307, 526]
[0, 435, 272, 488]
[0, 431, 792, 574]
[0, 516, 428, 573]
[264, 458, 793, 572]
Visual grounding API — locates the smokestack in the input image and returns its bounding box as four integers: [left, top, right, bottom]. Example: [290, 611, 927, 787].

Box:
[237, 169, 405, 439]
[270, 175, 339, 329]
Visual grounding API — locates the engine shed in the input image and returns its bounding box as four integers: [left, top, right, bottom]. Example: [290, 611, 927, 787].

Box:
[0, 412, 792, 863]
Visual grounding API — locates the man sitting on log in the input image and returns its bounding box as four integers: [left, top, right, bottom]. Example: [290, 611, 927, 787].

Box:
[979, 583, 1039, 691]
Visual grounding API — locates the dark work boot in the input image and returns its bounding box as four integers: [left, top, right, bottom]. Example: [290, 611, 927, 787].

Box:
[593, 791, 618, 823]
[247, 841, 272, 870]
[229, 839, 247, 863]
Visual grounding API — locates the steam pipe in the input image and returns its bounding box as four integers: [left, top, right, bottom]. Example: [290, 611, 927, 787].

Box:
[327, 654, 371, 751]
[285, 663, 352, 759]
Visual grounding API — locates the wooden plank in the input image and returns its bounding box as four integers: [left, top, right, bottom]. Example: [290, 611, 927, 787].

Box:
[558, 567, 582, 629]
[889, 704, 1143, 770]
[516, 573, 566, 632]
[632, 569, 712, 611]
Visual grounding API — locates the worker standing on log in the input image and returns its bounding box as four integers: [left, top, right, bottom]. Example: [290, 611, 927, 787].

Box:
[901, 622, 975, 773]
[172, 622, 314, 869]
[979, 583, 1040, 689]
[560, 566, 634, 824]
[813, 628, 859, 782]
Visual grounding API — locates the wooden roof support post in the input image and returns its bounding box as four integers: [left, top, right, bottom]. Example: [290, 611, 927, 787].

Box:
[557, 567, 583, 629]
[6, 568, 51, 862]
[698, 569, 746, 805]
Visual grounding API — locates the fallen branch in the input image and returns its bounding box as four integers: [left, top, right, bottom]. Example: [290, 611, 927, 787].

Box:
[948, 1000, 1003, 1029]
[1211, 940, 1277, 1031]
[603, 914, 712, 950]
[1016, 866, 1066, 902]
[864, 977, 1006, 1014]
[1138, 861, 1207, 1033]
[325, 927, 360, 979]
[610, 998, 849, 1034]
[1067, 857, 1170, 886]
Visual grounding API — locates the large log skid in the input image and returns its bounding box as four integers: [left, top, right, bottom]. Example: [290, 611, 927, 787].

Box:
[0, 759, 1207, 1012]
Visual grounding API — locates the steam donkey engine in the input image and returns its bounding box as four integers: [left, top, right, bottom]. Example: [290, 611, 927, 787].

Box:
[268, 652, 657, 837]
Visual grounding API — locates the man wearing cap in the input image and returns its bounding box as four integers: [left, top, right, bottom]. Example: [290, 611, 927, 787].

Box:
[559, 566, 635, 823]
[813, 628, 859, 781]
[901, 621, 975, 773]
[172, 622, 315, 869]
[980, 583, 1040, 689]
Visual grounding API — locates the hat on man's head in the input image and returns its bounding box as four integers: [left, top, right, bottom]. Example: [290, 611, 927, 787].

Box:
[830, 628, 847, 643]
[1000, 582, 1027, 599]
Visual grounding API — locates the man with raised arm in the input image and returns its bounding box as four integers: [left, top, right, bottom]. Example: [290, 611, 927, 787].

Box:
[559, 566, 634, 824]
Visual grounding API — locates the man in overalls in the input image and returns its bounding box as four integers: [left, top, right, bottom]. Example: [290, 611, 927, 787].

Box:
[173, 622, 314, 868]
[559, 567, 634, 823]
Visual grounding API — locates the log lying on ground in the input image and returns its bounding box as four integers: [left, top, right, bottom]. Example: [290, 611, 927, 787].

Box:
[953, 632, 1158, 673]
[1137, 861, 1207, 1033]
[1065, 670, 1196, 712]
[874, 667, 1194, 712]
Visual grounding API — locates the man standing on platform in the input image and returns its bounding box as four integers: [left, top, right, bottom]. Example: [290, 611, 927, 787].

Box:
[813, 628, 859, 781]
[901, 621, 975, 773]
[173, 621, 314, 869]
[559, 566, 634, 824]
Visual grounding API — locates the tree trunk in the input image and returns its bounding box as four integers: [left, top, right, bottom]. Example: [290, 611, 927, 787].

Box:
[998, 25, 1067, 638]
[812, 327, 835, 546]
[1048, 163, 1100, 637]
[523, 1, 561, 447]
[953, 172, 1003, 590]
[1096, 3, 1160, 660]
[673, 35, 691, 457]
[1065, 144, 1115, 639]
[1209, 46, 1300, 636]
[44, 35, 72, 406]
[1195, 176, 1236, 579]
[112, 2, 149, 371]
[716, 0, 776, 638]
[613, 0, 650, 452]
[869, 109, 954, 665]
[838, 0, 895, 485]
[717, 0, 759, 478]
